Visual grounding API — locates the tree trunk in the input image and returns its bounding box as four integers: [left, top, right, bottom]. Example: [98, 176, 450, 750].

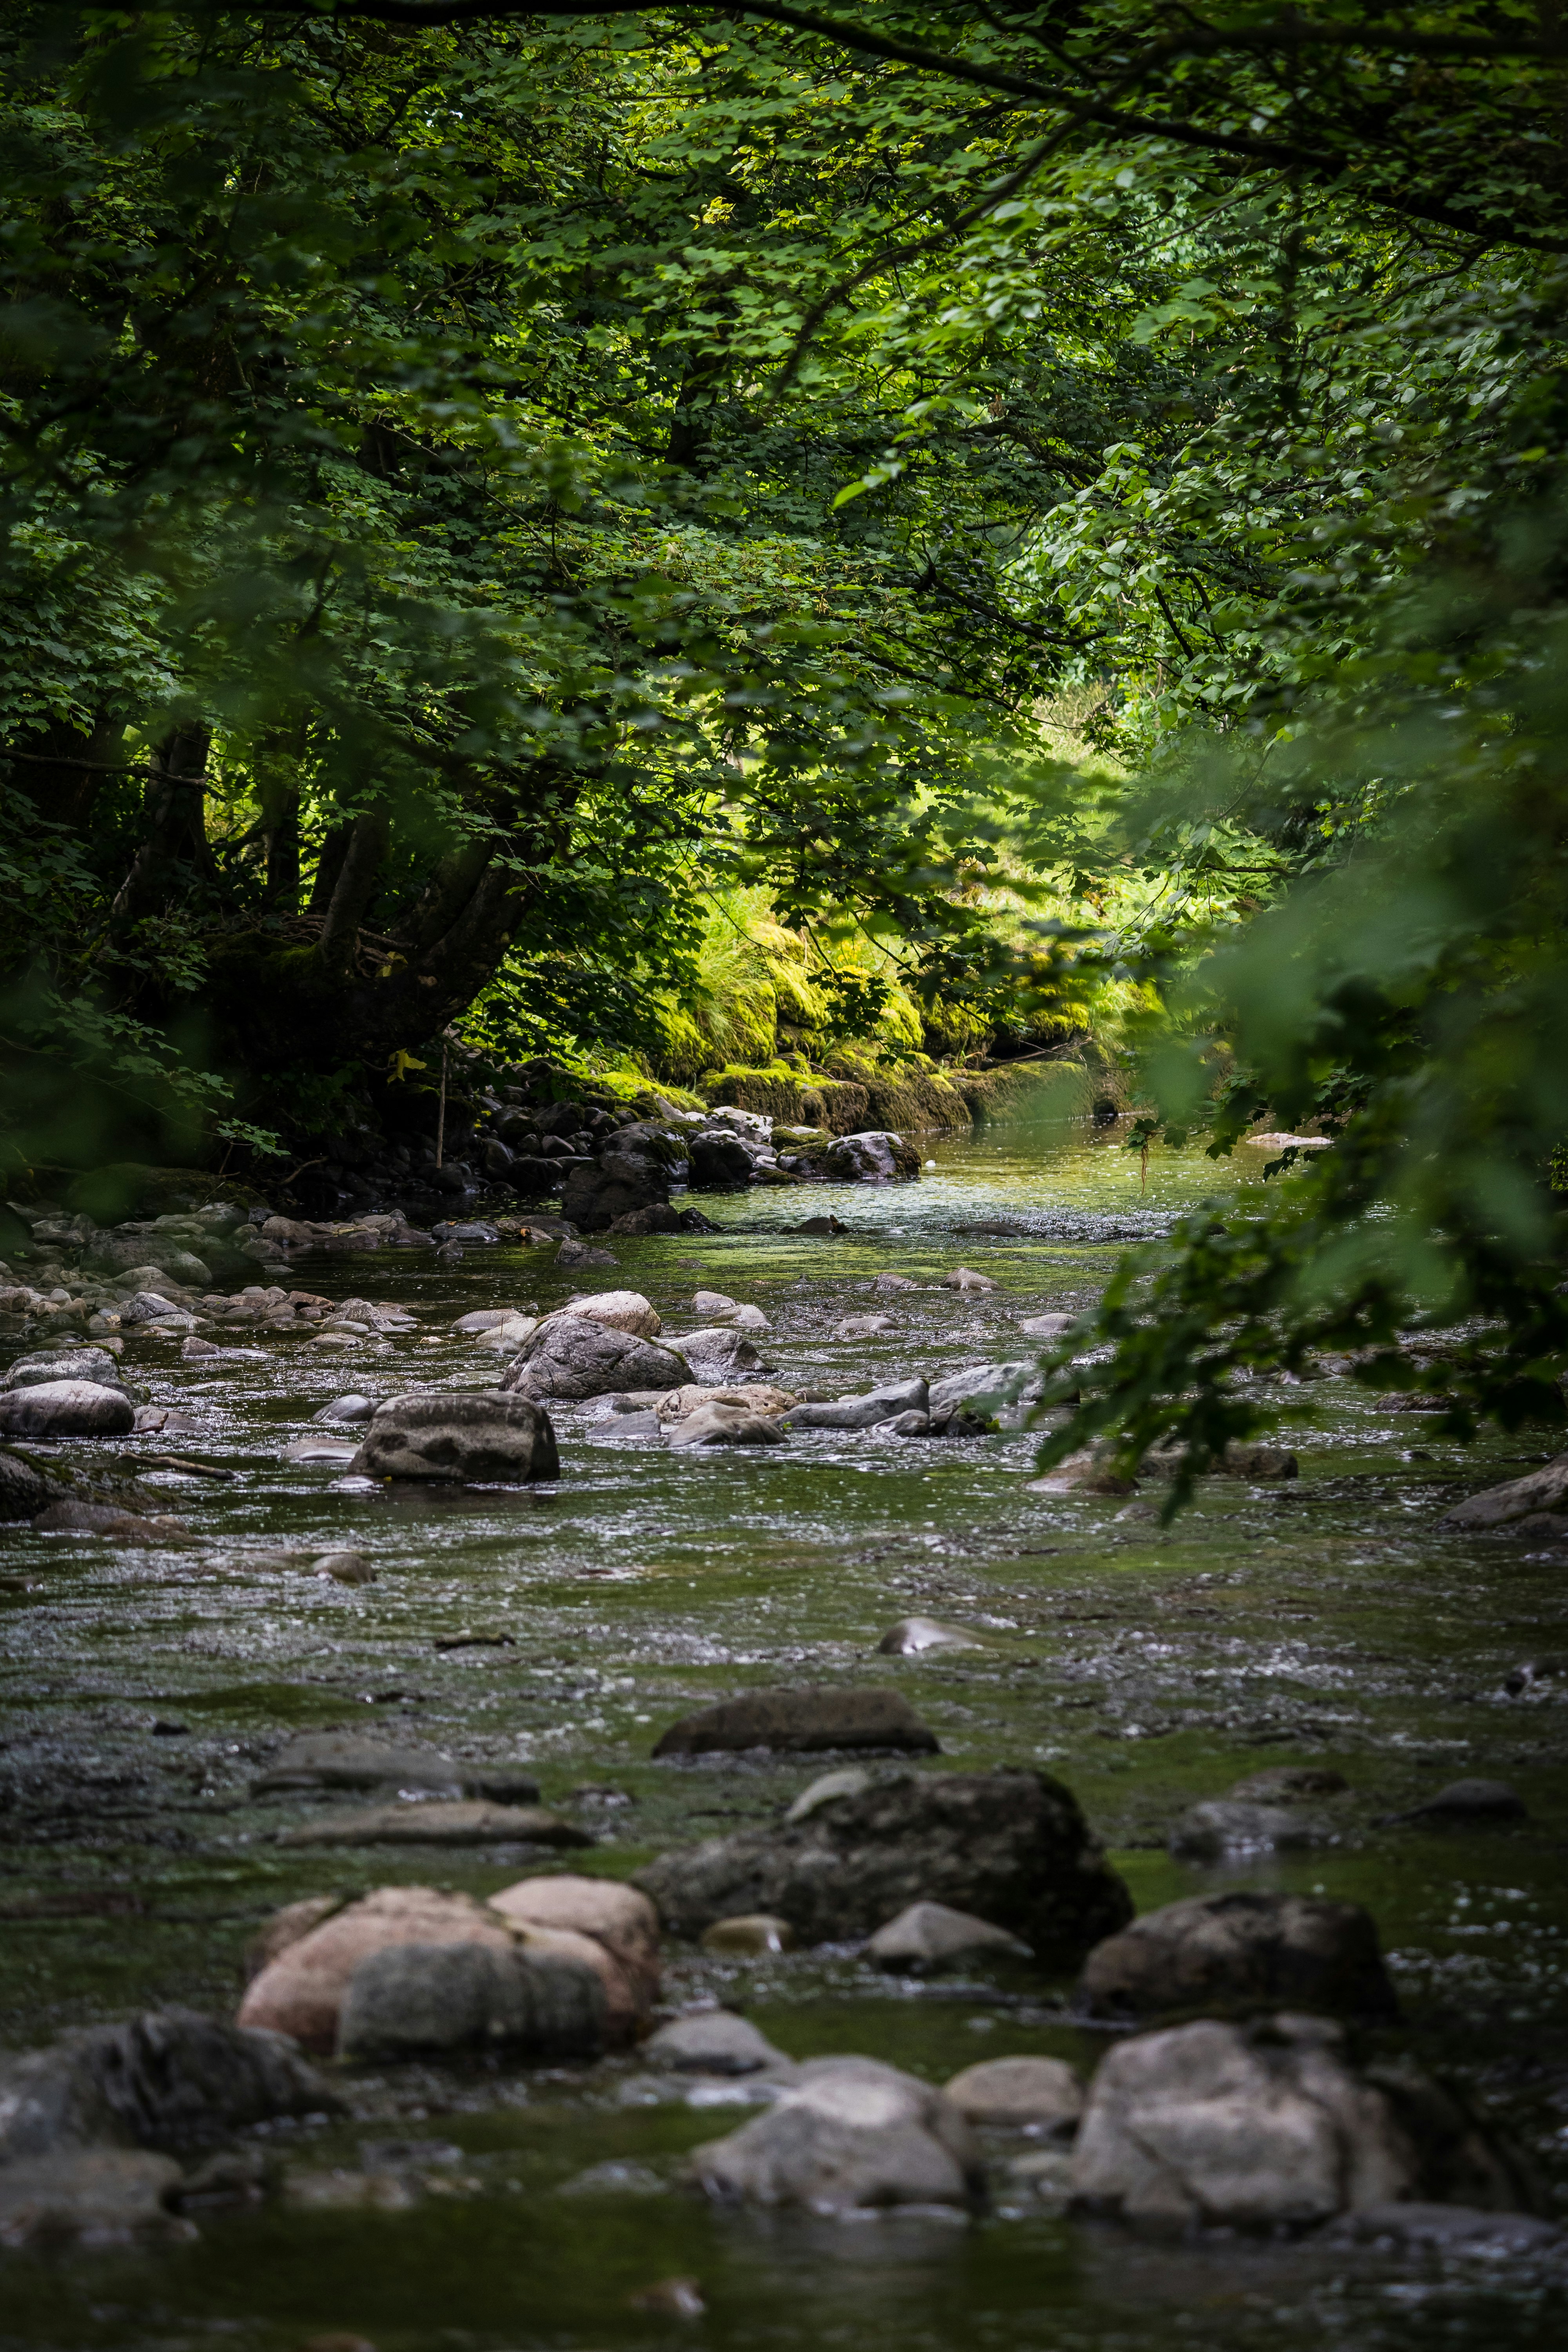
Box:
[111, 724, 217, 921]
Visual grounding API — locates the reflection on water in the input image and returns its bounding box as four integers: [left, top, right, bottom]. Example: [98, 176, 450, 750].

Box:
[0, 1090, 1564, 2352]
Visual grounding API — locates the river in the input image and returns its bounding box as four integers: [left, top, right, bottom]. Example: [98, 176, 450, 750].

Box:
[2, 1091, 1565, 2351]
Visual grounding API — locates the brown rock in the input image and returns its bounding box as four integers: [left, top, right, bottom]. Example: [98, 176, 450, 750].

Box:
[238, 1887, 519, 2053]
[652, 1686, 938, 1758]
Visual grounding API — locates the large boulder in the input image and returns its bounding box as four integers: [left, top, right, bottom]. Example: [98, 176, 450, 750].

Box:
[1077, 1891, 1399, 2021]
[0, 2009, 338, 2163]
[85, 1231, 212, 1285]
[942, 2056, 1083, 2134]
[562, 1123, 689, 1232]
[688, 2056, 982, 2212]
[651, 1687, 938, 1758]
[1439, 1452, 1568, 1529]
[488, 1874, 662, 2013]
[336, 1940, 605, 2064]
[820, 1132, 920, 1183]
[633, 1768, 1133, 1962]
[501, 1317, 688, 1402]
[1, 1347, 128, 1394]
[1071, 2014, 1536, 2230]
[348, 1391, 558, 1482]
[0, 1381, 135, 1438]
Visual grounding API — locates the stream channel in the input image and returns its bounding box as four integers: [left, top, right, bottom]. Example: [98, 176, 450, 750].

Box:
[3, 1088, 1566, 2352]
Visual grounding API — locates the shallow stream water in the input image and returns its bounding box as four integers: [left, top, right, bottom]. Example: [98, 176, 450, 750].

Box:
[3, 1096, 1566, 2352]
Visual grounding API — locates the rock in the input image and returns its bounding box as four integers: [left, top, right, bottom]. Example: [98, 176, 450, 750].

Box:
[875, 1617, 986, 1655]
[1018, 1313, 1076, 1339]
[0, 1380, 135, 1438]
[450, 1308, 532, 1334]
[0, 2007, 339, 2164]
[700, 1915, 797, 1956]
[646, 2012, 791, 2076]
[833, 1314, 893, 1339]
[350, 1391, 559, 1482]
[336, 1938, 606, 2063]
[254, 1733, 465, 1795]
[667, 1403, 786, 1448]
[820, 1132, 920, 1184]
[692, 1289, 737, 1315]
[1077, 1891, 1398, 2020]
[1142, 1438, 1299, 1481]
[313, 1550, 375, 1585]
[283, 1435, 360, 1465]
[628, 2278, 706, 2318]
[688, 1130, 758, 1189]
[1, 1346, 127, 1392]
[556, 1238, 617, 1269]
[926, 1362, 1041, 1426]
[553, 1289, 661, 1338]
[180, 1336, 220, 1359]
[635, 1768, 1132, 1963]
[1439, 1452, 1568, 1530]
[1227, 1766, 1349, 1802]
[870, 1408, 930, 1437]
[314, 1394, 377, 1423]
[652, 1687, 938, 1759]
[865, 1900, 1031, 1975]
[238, 1887, 524, 2052]
[676, 1326, 770, 1383]
[1071, 2013, 1534, 2230]
[487, 1874, 662, 2012]
[503, 1317, 688, 1402]
[1326, 2202, 1560, 2252]
[278, 1800, 589, 1847]
[687, 2055, 981, 2212]
[1397, 1777, 1527, 1825]
[785, 1767, 873, 1822]
[942, 2056, 1084, 2134]
[1168, 1800, 1334, 1861]
[86, 1232, 212, 1285]
[784, 1377, 928, 1431]
[799, 1215, 846, 1235]
[1027, 1448, 1136, 1497]
[942, 1265, 995, 1291]
[563, 1122, 689, 1231]
[656, 1382, 795, 1424]
[133, 1405, 202, 1433]
[0, 2148, 191, 2249]
[33, 1500, 189, 1545]
[871, 1272, 918, 1294]
[0, 1447, 56, 1519]
[115, 1287, 189, 1326]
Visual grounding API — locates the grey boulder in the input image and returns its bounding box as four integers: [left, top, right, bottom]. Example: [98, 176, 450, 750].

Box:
[785, 1377, 928, 1431]
[350, 1391, 559, 1482]
[314, 1393, 377, 1423]
[1071, 2013, 1537, 2230]
[336, 1939, 605, 2063]
[687, 2055, 982, 2212]
[0, 1380, 135, 1438]
[87, 1232, 212, 1285]
[820, 1132, 920, 1183]
[501, 1316, 687, 1402]
[253, 1731, 465, 1795]
[865, 1900, 1030, 1976]
[652, 1686, 937, 1759]
[2, 1347, 127, 1394]
[1077, 1890, 1398, 2020]
[942, 2056, 1083, 2133]
[634, 1768, 1132, 1963]
[1439, 1452, 1568, 1530]
[645, 2012, 792, 2077]
[667, 1403, 786, 1448]
[561, 1122, 689, 1232]
[676, 1325, 771, 1383]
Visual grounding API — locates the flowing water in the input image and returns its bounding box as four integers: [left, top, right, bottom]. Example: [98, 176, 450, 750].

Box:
[3, 1094, 1566, 2351]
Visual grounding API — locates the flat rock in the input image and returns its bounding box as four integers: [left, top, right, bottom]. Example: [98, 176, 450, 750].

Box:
[686, 2055, 981, 2212]
[876, 1617, 986, 1655]
[634, 1768, 1132, 1963]
[652, 1687, 938, 1758]
[667, 1403, 786, 1448]
[1168, 1800, 1334, 1861]
[943, 1266, 995, 1291]
[865, 1900, 1030, 1975]
[278, 1801, 592, 1848]
[645, 2012, 791, 2076]
[1077, 1890, 1398, 2020]
[253, 1732, 464, 1794]
[32, 1500, 189, 1545]
[503, 1317, 687, 1402]
[350, 1390, 558, 1482]
[0, 1379, 135, 1437]
[1017, 1314, 1075, 1339]
[1439, 1452, 1568, 1530]
[942, 2056, 1083, 2133]
[700, 1914, 797, 1956]
[833, 1314, 893, 1339]
[336, 1938, 605, 2063]
[1, 1346, 127, 1393]
[785, 1377, 928, 1431]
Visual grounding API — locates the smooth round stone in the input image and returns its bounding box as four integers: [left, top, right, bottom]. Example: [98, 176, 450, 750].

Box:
[313, 1550, 375, 1585]
[700, 1914, 797, 1956]
[1406, 1777, 1527, 1824]
[942, 2055, 1083, 2132]
[644, 2010, 790, 2075]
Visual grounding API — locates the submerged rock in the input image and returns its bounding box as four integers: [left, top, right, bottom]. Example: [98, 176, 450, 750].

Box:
[254, 1731, 466, 1795]
[651, 1687, 938, 1758]
[0, 1447, 56, 1520]
[1071, 2013, 1535, 2230]
[667, 1403, 786, 1448]
[32, 1500, 190, 1546]
[1167, 1800, 1334, 1861]
[942, 2056, 1083, 2134]
[785, 1767, 872, 1822]
[278, 1800, 592, 1848]
[634, 1768, 1132, 1962]
[0, 1379, 135, 1438]
[785, 1377, 928, 1431]
[1077, 1890, 1398, 2021]
[350, 1391, 559, 1482]
[865, 1900, 1030, 1975]
[686, 2055, 981, 2212]
[314, 1393, 378, 1423]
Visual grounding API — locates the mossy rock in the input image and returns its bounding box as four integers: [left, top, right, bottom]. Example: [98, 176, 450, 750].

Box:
[702, 1065, 810, 1122]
